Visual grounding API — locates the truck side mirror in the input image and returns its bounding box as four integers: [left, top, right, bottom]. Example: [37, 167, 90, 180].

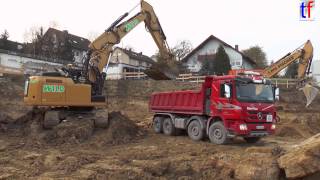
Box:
[275, 87, 280, 101]
[224, 84, 231, 99]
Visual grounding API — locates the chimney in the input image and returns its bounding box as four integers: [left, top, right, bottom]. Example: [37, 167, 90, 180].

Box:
[235, 45, 239, 51]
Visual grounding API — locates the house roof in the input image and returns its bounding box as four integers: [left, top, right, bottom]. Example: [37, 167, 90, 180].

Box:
[0, 39, 24, 52]
[181, 35, 256, 65]
[43, 28, 91, 51]
[116, 47, 155, 64]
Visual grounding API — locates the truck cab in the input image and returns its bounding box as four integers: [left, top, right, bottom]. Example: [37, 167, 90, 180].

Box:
[149, 73, 279, 144]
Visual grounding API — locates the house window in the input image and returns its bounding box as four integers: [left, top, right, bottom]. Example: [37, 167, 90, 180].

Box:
[74, 51, 79, 56]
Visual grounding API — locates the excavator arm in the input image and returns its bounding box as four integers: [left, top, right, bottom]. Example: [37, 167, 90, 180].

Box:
[83, 0, 176, 96]
[262, 40, 313, 79]
[262, 40, 318, 107]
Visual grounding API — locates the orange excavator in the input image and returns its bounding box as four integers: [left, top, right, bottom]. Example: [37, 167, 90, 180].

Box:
[24, 0, 177, 128]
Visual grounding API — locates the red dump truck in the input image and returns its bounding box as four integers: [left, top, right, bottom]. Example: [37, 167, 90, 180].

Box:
[149, 73, 279, 144]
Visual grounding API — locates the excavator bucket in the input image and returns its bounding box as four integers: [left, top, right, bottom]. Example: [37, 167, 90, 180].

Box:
[144, 63, 178, 80]
[301, 83, 319, 107]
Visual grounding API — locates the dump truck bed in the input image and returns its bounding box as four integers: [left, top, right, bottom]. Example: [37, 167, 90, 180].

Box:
[149, 90, 205, 114]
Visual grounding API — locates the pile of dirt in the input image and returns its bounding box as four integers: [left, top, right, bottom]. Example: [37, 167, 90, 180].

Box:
[40, 111, 143, 146]
[91, 111, 143, 147]
[0, 107, 142, 149]
[278, 133, 320, 179]
[278, 87, 320, 112]
[275, 126, 304, 138]
[43, 118, 95, 145]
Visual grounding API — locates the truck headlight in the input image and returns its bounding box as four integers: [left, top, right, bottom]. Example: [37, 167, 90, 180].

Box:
[239, 124, 248, 131]
[271, 124, 276, 130]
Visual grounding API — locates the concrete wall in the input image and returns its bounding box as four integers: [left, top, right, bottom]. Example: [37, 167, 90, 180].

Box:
[0, 52, 63, 74]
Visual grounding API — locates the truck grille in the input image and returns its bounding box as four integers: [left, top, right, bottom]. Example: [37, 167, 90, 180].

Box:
[247, 111, 270, 121]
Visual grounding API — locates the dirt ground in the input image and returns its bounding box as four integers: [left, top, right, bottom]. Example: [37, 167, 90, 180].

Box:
[0, 75, 320, 179]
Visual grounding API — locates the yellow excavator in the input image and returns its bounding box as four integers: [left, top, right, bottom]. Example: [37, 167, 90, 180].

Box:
[24, 0, 176, 128]
[262, 40, 318, 106]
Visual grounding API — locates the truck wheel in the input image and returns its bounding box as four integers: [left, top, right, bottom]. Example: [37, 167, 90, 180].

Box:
[43, 111, 60, 129]
[244, 137, 260, 143]
[153, 116, 163, 133]
[162, 118, 175, 136]
[187, 120, 204, 141]
[208, 121, 228, 145]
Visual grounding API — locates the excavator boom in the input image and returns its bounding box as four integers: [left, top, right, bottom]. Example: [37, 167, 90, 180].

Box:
[261, 40, 318, 107]
[262, 40, 313, 78]
[84, 0, 177, 92]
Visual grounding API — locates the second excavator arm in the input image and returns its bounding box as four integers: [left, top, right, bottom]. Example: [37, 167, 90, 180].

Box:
[83, 0, 175, 96]
[262, 40, 318, 107]
[262, 40, 313, 79]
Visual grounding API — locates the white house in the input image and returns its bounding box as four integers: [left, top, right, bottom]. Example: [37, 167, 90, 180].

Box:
[182, 35, 256, 73]
[0, 49, 63, 75]
[105, 47, 154, 79]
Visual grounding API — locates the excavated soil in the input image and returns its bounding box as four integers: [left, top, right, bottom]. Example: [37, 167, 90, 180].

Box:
[0, 75, 320, 179]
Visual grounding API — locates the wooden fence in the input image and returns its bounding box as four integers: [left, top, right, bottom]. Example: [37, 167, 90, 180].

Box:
[0, 67, 300, 88]
[106, 72, 299, 88]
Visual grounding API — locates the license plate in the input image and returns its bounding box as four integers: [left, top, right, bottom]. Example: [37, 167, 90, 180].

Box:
[266, 115, 273, 122]
[256, 125, 265, 130]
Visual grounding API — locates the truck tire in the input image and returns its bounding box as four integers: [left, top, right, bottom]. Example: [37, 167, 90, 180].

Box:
[244, 137, 260, 143]
[208, 121, 228, 145]
[43, 111, 60, 129]
[162, 118, 175, 136]
[153, 116, 163, 133]
[187, 120, 204, 141]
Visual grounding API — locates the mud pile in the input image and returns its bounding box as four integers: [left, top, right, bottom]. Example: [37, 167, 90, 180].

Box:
[5, 111, 143, 147]
[91, 111, 143, 146]
[278, 133, 320, 179]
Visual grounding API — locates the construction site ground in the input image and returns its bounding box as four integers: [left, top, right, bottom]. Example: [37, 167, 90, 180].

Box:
[1, 75, 320, 180]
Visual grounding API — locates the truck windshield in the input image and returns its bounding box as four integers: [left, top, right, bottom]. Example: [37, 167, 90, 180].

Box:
[236, 83, 274, 103]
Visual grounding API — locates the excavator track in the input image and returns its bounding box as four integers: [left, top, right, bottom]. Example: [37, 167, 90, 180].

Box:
[39, 108, 109, 129]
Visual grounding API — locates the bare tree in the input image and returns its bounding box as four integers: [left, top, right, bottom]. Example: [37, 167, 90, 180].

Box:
[171, 40, 193, 61]
[0, 29, 9, 40]
[23, 25, 45, 43]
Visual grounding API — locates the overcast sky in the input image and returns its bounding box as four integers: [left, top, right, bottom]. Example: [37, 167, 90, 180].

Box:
[0, 0, 319, 62]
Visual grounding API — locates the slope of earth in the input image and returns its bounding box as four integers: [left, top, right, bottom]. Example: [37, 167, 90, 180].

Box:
[0, 76, 319, 179]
